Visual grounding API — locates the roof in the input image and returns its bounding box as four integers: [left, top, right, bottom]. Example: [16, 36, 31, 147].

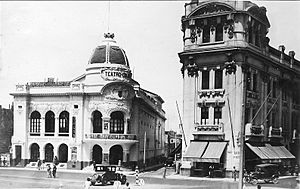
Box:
[89, 33, 130, 67]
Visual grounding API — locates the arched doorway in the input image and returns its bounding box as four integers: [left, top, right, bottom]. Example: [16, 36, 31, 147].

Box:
[45, 143, 54, 162]
[58, 144, 68, 163]
[92, 145, 102, 164]
[30, 143, 40, 162]
[109, 145, 123, 165]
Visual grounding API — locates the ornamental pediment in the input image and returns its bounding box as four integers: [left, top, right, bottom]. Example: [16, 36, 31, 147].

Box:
[101, 82, 135, 101]
[189, 2, 234, 18]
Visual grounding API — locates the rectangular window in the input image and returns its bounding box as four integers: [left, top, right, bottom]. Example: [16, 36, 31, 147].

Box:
[253, 73, 257, 92]
[214, 69, 223, 89]
[72, 116, 76, 138]
[245, 108, 250, 124]
[202, 71, 209, 89]
[201, 107, 209, 125]
[246, 72, 251, 91]
[215, 24, 223, 42]
[272, 81, 277, 98]
[203, 25, 210, 43]
[214, 107, 222, 125]
[267, 79, 271, 95]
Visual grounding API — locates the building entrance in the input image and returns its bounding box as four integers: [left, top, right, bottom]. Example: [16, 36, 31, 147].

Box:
[109, 145, 123, 165]
[30, 143, 40, 162]
[45, 143, 54, 162]
[92, 145, 102, 164]
[58, 144, 68, 162]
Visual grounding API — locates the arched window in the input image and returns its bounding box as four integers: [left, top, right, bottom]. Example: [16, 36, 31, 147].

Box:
[30, 111, 41, 136]
[45, 143, 54, 162]
[59, 111, 69, 136]
[45, 111, 55, 136]
[110, 111, 124, 134]
[30, 143, 40, 162]
[92, 111, 102, 133]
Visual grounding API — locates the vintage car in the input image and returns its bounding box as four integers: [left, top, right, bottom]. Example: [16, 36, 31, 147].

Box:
[88, 165, 126, 186]
[248, 164, 279, 185]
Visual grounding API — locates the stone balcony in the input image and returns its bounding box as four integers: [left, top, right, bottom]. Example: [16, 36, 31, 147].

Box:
[245, 124, 264, 137]
[193, 123, 225, 140]
[198, 89, 225, 98]
[84, 133, 137, 140]
[269, 127, 282, 138]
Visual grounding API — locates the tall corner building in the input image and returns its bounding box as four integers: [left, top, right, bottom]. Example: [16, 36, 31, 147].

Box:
[10, 33, 166, 169]
[179, 0, 299, 177]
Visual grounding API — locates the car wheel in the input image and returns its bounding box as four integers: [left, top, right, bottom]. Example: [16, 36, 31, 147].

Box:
[91, 181, 95, 186]
[102, 177, 108, 185]
[273, 177, 279, 184]
[121, 176, 126, 184]
[251, 179, 258, 185]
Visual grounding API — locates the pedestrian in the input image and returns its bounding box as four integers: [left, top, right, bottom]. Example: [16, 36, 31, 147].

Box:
[52, 164, 57, 178]
[47, 164, 52, 178]
[163, 164, 167, 179]
[37, 159, 41, 170]
[53, 156, 58, 166]
[3, 158, 6, 167]
[92, 160, 96, 171]
[83, 177, 91, 189]
[295, 164, 299, 176]
[124, 182, 130, 189]
[233, 166, 237, 181]
[257, 184, 261, 189]
[41, 160, 45, 170]
[208, 165, 213, 178]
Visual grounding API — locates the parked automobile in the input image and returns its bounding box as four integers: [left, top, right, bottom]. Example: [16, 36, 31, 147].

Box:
[88, 165, 126, 186]
[166, 157, 174, 167]
[247, 164, 279, 185]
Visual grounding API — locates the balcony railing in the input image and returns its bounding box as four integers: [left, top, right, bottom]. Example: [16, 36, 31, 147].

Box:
[194, 123, 224, 135]
[85, 133, 137, 140]
[270, 127, 282, 138]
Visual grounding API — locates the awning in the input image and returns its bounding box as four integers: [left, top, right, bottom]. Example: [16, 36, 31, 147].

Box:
[257, 146, 280, 160]
[199, 142, 227, 163]
[246, 143, 269, 160]
[266, 144, 295, 159]
[184, 141, 208, 160]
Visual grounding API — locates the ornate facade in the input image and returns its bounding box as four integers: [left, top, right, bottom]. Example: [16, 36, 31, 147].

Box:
[10, 33, 166, 169]
[179, 0, 299, 177]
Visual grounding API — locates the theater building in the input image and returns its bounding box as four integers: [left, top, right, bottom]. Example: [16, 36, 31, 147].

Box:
[179, 0, 299, 177]
[10, 33, 166, 169]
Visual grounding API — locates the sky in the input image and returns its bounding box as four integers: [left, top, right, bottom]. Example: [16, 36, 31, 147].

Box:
[0, 1, 299, 132]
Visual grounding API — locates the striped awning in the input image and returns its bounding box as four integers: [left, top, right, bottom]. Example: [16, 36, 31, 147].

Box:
[246, 143, 269, 160]
[266, 144, 295, 159]
[184, 141, 208, 159]
[199, 142, 227, 163]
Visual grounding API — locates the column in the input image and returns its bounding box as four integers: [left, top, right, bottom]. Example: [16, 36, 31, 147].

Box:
[40, 147, 45, 161]
[209, 106, 214, 125]
[124, 117, 128, 134]
[210, 69, 215, 89]
[40, 117, 45, 137]
[55, 117, 59, 137]
[123, 149, 129, 162]
[198, 71, 202, 90]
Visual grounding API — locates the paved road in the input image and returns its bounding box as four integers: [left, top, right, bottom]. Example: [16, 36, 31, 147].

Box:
[0, 168, 296, 189]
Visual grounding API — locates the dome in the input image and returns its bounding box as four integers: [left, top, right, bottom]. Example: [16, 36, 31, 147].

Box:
[89, 33, 130, 67]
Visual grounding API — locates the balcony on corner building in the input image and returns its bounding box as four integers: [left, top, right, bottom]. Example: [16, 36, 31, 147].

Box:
[245, 123, 264, 138]
[198, 89, 225, 98]
[84, 133, 138, 141]
[193, 122, 225, 140]
[268, 127, 283, 139]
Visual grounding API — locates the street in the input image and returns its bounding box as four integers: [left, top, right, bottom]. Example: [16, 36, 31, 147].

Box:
[0, 168, 296, 189]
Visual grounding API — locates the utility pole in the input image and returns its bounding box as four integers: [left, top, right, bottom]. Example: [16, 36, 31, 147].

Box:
[238, 65, 247, 189]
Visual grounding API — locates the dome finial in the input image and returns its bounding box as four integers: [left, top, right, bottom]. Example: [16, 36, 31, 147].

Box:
[104, 32, 114, 39]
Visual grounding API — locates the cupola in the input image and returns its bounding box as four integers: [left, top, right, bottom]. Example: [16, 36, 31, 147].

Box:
[89, 33, 130, 67]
